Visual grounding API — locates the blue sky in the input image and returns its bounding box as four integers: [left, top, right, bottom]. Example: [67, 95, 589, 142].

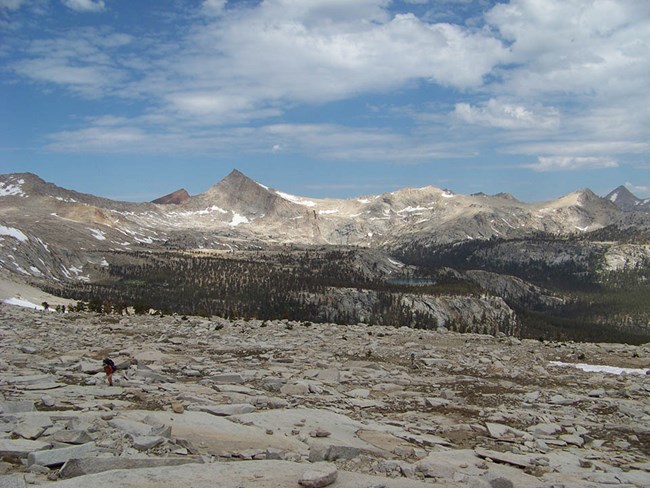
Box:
[1, 0, 649, 202]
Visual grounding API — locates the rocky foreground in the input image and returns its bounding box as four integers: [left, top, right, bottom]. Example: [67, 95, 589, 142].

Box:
[0, 306, 649, 487]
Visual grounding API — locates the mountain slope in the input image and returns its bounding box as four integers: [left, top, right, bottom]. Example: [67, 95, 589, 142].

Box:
[606, 185, 650, 212]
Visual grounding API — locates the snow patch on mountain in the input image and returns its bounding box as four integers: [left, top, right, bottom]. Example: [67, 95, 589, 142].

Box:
[229, 213, 250, 227]
[0, 179, 26, 197]
[4, 297, 47, 310]
[0, 225, 28, 242]
[398, 206, 429, 214]
[276, 191, 316, 207]
[88, 228, 106, 241]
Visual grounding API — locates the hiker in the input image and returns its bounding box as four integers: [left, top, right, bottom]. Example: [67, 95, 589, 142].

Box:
[103, 358, 116, 386]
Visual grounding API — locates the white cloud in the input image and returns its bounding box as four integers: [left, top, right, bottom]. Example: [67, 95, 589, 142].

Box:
[454, 98, 560, 130]
[0, 0, 27, 10]
[61, 0, 105, 13]
[10, 29, 131, 96]
[202, 0, 227, 17]
[485, 0, 650, 99]
[144, 2, 507, 122]
[7, 0, 649, 176]
[526, 156, 618, 172]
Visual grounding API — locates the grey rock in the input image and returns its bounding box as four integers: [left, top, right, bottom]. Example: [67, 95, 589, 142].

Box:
[527, 423, 562, 437]
[299, 462, 338, 488]
[0, 475, 27, 488]
[212, 373, 245, 384]
[425, 397, 451, 408]
[0, 401, 34, 414]
[59, 456, 204, 479]
[50, 430, 93, 445]
[487, 476, 514, 488]
[280, 382, 310, 396]
[0, 439, 51, 458]
[12, 416, 53, 440]
[27, 442, 97, 467]
[475, 448, 533, 469]
[325, 445, 362, 461]
[192, 403, 256, 417]
[40, 395, 55, 407]
[559, 434, 584, 447]
[108, 418, 155, 436]
[131, 435, 166, 451]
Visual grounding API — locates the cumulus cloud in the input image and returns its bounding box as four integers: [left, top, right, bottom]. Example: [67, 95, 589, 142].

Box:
[526, 156, 618, 172]
[485, 0, 650, 99]
[147, 1, 507, 123]
[454, 98, 560, 130]
[6, 0, 649, 177]
[10, 29, 131, 96]
[61, 0, 105, 13]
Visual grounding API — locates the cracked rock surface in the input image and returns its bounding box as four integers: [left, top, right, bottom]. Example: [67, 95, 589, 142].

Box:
[1, 306, 649, 487]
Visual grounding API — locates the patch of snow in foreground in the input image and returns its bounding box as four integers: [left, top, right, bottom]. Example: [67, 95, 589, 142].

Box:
[550, 361, 649, 376]
[0, 225, 28, 242]
[388, 258, 404, 267]
[318, 209, 339, 215]
[4, 297, 47, 311]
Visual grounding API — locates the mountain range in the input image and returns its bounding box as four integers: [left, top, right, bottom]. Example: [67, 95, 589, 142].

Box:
[0, 169, 648, 283]
[2, 170, 650, 343]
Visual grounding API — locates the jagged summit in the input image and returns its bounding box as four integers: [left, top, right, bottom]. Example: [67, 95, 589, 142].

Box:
[606, 185, 650, 212]
[152, 188, 190, 205]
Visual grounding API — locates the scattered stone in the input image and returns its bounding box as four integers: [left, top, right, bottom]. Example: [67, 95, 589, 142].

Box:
[309, 427, 331, 438]
[40, 395, 55, 408]
[299, 462, 338, 488]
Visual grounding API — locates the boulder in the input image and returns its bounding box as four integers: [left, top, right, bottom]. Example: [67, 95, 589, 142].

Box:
[191, 403, 256, 417]
[0, 439, 51, 459]
[59, 456, 204, 479]
[51, 430, 94, 445]
[299, 463, 338, 488]
[27, 442, 98, 467]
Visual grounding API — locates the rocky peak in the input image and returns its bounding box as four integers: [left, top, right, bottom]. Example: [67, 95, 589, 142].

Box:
[198, 169, 288, 217]
[605, 185, 649, 212]
[152, 189, 191, 205]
